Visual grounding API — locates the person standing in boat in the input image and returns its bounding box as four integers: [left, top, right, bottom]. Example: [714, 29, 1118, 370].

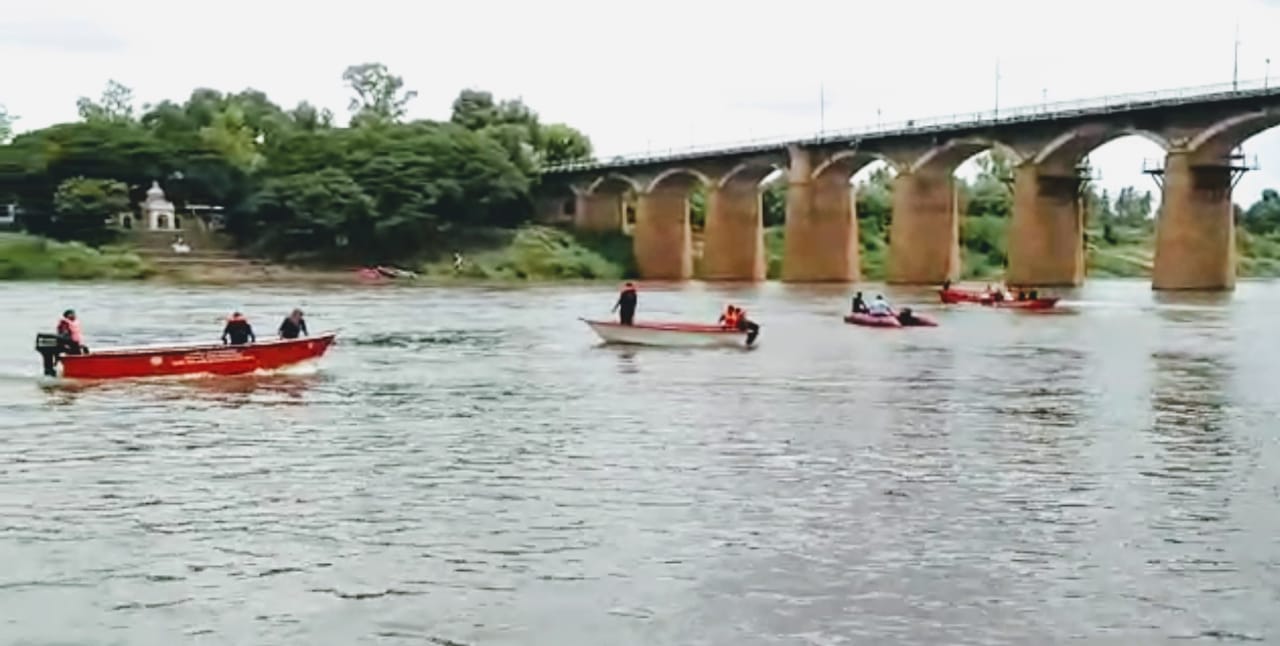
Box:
[56, 309, 88, 355]
[851, 292, 869, 314]
[278, 308, 308, 339]
[612, 282, 638, 325]
[222, 312, 256, 346]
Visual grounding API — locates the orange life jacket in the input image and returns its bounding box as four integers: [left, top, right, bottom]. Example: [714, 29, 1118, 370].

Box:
[57, 317, 83, 344]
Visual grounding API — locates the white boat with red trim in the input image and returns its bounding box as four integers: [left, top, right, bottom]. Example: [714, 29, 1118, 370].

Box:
[581, 318, 754, 348]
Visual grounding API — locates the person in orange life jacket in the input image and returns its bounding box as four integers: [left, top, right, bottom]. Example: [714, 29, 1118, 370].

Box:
[612, 282, 638, 325]
[56, 309, 88, 355]
[719, 304, 738, 327]
[222, 312, 256, 345]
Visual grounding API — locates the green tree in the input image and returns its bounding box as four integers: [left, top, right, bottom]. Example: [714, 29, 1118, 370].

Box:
[536, 123, 592, 165]
[1243, 188, 1280, 234]
[77, 80, 136, 123]
[1112, 186, 1153, 225]
[0, 105, 13, 143]
[762, 182, 786, 227]
[246, 168, 375, 253]
[343, 63, 417, 125]
[52, 177, 129, 243]
[964, 151, 1013, 218]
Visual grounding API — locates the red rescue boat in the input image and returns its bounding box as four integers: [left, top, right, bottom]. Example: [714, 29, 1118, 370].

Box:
[939, 288, 1059, 310]
[36, 333, 337, 380]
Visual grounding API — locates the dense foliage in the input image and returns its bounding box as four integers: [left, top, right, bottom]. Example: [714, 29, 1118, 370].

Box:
[0, 64, 593, 264]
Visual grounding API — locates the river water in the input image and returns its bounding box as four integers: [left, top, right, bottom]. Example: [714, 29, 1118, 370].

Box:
[1, 280, 1278, 645]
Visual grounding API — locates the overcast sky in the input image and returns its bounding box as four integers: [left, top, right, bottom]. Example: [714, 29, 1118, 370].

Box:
[3, 0, 1280, 204]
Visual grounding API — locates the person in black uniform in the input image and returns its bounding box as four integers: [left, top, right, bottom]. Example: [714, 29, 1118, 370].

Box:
[221, 312, 256, 345]
[611, 282, 638, 325]
[278, 308, 308, 339]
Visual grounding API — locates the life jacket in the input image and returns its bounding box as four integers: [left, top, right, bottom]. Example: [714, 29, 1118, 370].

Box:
[723, 309, 739, 327]
[227, 314, 248, 324]
[57, 317, 83, 344]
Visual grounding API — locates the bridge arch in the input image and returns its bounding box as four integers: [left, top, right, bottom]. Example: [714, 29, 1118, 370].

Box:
[910, 138, 1024, 175]
[645, 167, 713, 193]
[1188, 109, 1280, 160]
[1033, 125, 1170, 171]
[586, 173, 643, 196]
[811, 151, 903, 183]
[718, 161, 783, 189]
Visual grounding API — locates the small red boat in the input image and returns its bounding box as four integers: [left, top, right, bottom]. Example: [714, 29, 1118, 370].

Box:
[844, 311, 938, 328]
[36, 333, 337, 379]
[939, 288, 1059, 310]
[844, 312, 902, 328]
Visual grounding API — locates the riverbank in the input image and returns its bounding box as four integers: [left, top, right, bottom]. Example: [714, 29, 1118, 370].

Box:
[7, 221, 1280, 284]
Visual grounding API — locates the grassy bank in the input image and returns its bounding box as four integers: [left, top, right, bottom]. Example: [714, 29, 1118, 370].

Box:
[0, 233, 152, 280]
[419, 225, 635, 281]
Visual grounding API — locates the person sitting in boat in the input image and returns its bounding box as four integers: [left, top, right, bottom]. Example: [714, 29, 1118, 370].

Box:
[56, 309, 88, 355]
[732, 306, 761, 346]
[222, 312, 256, 346]
[868, 294, 894, 317]
[278, 308, 308, 339]
[851, 292, 869, 314]
[612, 282, 638, 325]
[941, 279, 952, 291]
[719, 304, 741, 329]
[991, 288, 1006, 302]
[897, 307, 921, 326]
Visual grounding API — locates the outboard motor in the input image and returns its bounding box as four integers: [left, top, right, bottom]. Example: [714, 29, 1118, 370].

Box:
[35, 333, 62, 377]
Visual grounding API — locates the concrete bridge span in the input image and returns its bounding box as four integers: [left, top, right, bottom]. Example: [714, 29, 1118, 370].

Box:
[540, 79, 1280, 290]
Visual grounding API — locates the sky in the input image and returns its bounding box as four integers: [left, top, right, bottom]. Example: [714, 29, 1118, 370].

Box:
[3, 0, 1280, 205]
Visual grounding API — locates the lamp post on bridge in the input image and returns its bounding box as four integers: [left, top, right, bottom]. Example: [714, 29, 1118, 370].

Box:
[1232, 21, 1240, 91]
[994, 58, 1001, 118]
[1267, 58, 1271, 90]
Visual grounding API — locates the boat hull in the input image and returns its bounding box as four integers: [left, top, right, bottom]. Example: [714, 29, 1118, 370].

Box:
[582, 319, 750, 348]
[57, 333, 337, 379]
[844, 313, 902, 328]
[939, 289, 1059, 310]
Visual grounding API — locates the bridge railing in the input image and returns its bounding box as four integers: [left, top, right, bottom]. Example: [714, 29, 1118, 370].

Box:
[544, 77, 1279, 173]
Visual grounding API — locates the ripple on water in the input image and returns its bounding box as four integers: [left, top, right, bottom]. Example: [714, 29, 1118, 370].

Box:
[0, 280, 1279, 645]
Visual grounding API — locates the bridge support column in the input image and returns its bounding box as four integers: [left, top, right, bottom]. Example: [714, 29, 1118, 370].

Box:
[1153, 152, 1236, 290]
[634, 188, 693, 280]
[782, 150, 859, 282]
[703, 180, 766, 281]
[1006, 164, 1085, 286]
[887, 171, 959, 284]
[575, 193, 623, 232]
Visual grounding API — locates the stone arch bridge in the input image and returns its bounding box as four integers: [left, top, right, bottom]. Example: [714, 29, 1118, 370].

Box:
[538, 79, 1280, 290]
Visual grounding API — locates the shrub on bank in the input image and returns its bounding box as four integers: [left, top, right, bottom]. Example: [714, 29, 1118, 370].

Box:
[422, 225, 629, 280]
[0, 233, 152, 280]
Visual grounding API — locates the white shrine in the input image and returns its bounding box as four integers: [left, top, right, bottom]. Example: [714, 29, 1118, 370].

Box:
[140, 180, 179, 231]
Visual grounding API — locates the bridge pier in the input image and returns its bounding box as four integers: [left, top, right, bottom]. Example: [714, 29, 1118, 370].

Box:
[634, 188, 693, 280]
[1006, 164, 1085, 286]
[1152, 152, 1236, 290]
[782, 151, 859, 282]
[575, 193, 623, 232]
[703, 180, 766, 281]
[887, 171, 960, 284]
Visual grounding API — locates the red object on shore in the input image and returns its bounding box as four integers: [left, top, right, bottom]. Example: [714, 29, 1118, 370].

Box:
[939, 288, 1059, 310]
[57, 333, 337, 379]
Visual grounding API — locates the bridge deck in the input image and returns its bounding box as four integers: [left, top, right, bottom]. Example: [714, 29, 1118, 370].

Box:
[543, 77, 1280, 174]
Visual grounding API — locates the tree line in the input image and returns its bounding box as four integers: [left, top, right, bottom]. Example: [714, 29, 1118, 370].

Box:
[0, 63, 592, 261]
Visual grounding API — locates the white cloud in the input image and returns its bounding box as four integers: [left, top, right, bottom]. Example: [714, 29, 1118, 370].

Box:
[1, 0, 1278, 201]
